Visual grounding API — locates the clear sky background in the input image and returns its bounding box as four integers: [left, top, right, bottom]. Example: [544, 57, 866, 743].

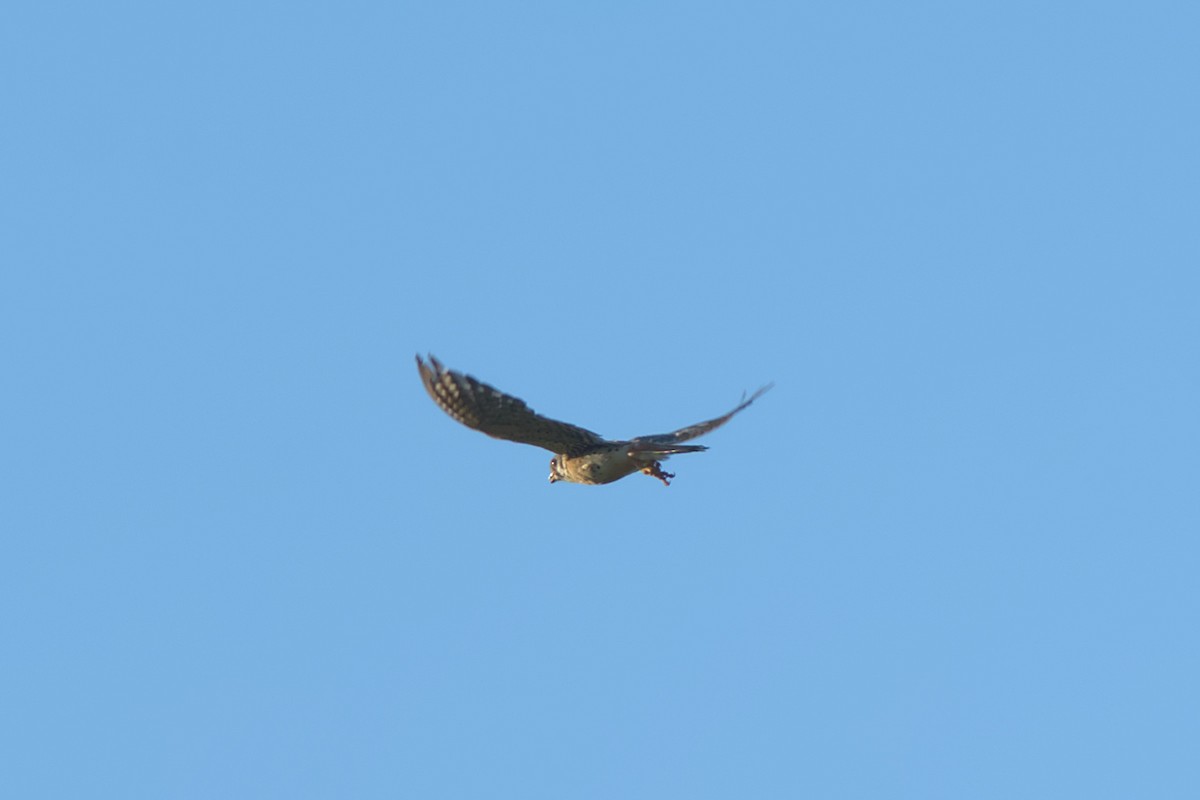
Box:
[3, 1, 1198, 797]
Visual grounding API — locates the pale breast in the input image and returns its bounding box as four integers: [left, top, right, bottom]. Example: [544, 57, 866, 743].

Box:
[561, 448, 641, 485]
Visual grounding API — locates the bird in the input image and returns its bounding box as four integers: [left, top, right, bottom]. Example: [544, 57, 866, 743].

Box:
[416, 354, 772, 486]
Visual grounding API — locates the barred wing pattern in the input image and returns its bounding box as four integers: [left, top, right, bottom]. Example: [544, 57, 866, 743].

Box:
[417, 355, 606, 455]
[630, 384, 773, 448]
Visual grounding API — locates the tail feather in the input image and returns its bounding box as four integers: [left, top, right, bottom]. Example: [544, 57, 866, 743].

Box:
[627, 442, 708, 456]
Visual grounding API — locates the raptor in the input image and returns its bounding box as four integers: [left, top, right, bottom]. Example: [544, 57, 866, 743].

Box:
[416, 355, 771, 486]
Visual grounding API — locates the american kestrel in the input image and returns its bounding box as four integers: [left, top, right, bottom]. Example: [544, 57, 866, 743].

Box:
[416, 355, 772, 486]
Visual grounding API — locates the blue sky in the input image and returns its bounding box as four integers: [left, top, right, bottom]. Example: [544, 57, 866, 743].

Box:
[3, 1, 1198, 797]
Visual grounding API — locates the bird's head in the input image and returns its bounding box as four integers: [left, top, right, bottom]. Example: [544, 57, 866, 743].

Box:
[548, 456, 566, 484]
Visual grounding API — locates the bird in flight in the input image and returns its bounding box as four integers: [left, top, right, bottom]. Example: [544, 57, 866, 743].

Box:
[416, 355, 771, 486]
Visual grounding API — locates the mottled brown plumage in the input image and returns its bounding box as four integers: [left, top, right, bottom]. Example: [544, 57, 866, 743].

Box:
[416, 355, 771, 486]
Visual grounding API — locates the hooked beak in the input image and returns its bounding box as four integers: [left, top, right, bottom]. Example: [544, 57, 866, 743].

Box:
[548, 473, 558, 483]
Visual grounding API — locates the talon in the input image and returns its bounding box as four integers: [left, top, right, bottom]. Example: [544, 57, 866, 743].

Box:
[642, 460, 675, 487]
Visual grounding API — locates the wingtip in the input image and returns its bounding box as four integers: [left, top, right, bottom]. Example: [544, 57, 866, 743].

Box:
[415, 353, 445, 374]
[738, 382, 773, 407]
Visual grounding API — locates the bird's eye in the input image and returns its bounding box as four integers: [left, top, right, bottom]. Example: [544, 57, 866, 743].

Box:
[550, 458, 557, 468]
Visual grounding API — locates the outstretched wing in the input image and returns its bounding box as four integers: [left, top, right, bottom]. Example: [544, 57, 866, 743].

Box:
[416, 355, 607, 455]
[630, 384, 773, 447]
